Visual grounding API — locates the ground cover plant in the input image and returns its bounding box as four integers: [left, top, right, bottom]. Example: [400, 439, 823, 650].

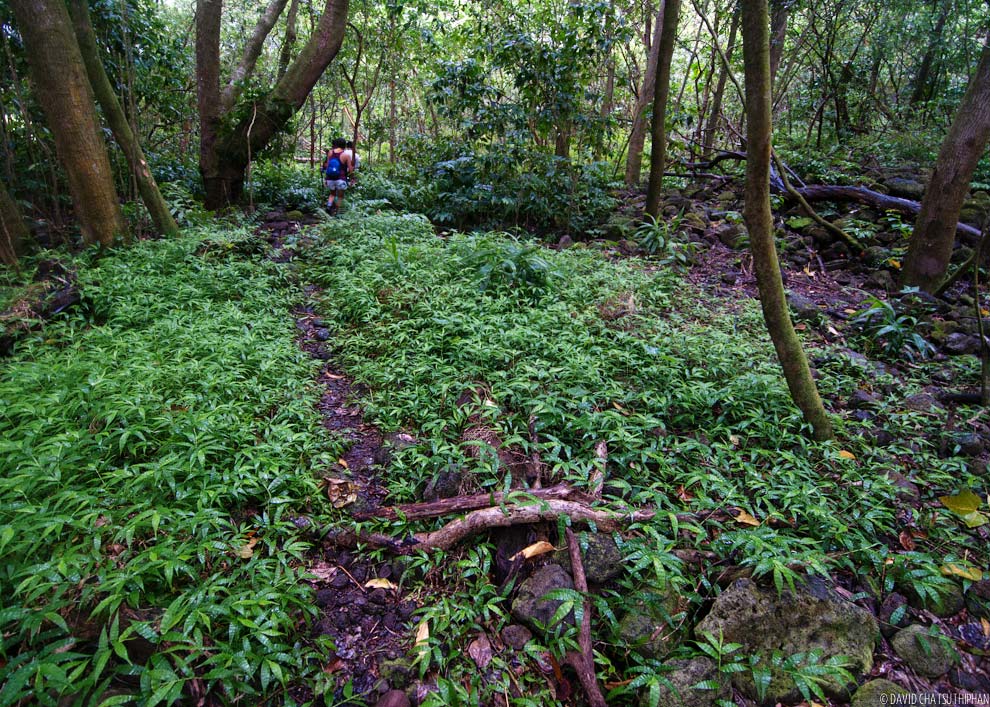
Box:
[0, 231, 340, 705]
[297, 207, 988, 705]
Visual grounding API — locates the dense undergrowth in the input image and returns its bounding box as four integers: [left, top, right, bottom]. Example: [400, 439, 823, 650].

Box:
[300, 207, 987, 704]
[0, 231, 339, 705]
[0, 197, 986, 706]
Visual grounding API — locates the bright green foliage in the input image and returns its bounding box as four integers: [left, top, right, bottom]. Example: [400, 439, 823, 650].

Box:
[634, 213, 697, 270]
[298, 208, 985, 704]
[0, 232, 334, 705]
[851, 293, 935, 362]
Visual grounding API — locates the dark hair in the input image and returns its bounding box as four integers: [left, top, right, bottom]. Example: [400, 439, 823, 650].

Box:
[332, 137, 346, 149]
[346, 140, 355, 149]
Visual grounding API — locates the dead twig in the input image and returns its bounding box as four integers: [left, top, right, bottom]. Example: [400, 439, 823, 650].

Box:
[564, 528, 607, 707]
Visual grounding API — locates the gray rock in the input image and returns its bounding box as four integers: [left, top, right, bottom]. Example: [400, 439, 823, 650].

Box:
[884, 178, 925, 200]
[375, 690, 410, 707]
[500, 624, 532, 650]
[965, 579, 990, 619]
[865, 270, 895, 291]
[693, 578, 877, 703]
[848, 389, 880, 410]
[638, 658, 729, 707]
[878, 592, 910, 638]
[721, 272, 738, 285]
[948, 432, 986, 457]
[717, 190, 737, 204]
[511, 564, 575, 632]
[618, 589, 685, 659]
[863, 246, 892, 267]
[786, 292, 822, 321]
[554, 532, 623, 584]
[944, 332, 982, 355]
[557, 234, 575, 249]
[883, 472, 919, 502]
[903, 393, 942, 412]
[891, 624, 958, 677]
[851, 679, 911, 707]
[681, 211, 708, 231]
[716, 223, 747, 249]
[378, 657, 414, 689]
[899, 579, 964, 617]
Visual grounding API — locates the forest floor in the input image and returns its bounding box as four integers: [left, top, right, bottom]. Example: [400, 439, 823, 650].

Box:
[251, 188, 989, 707]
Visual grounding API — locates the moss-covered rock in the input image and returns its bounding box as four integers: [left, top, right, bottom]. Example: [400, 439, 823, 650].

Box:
[638, 658, 729, 707]
[694, 578, 877, 704]
[510, 564, 575, 633]
[965, 580, 990, 619]
[891, 624, 958, 677]
[617, 587, 685, 659]
[851, 678, 911, 707]
[554, 531, 623, 584]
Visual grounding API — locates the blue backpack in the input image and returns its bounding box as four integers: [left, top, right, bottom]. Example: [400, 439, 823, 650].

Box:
[325, 151, 345, 180]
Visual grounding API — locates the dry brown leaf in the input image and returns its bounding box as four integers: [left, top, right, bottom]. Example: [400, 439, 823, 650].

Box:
[308, 562, 338, 582]
[898, 530, 916, 551]
[510, 541, 556, 562]
[325, 478, 359, 508]
[467, 634, 493, 669]
[677, 485, 695, 502]
[337, 458, 349, 469]
[735, 510, 761, 527]
[981, 618, 989, 638]
[237, 537, 259, 559]
[414, 620, 430, 650]
[365, 578, 399, 590]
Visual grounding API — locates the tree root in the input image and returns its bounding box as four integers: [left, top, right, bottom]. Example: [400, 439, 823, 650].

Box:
[564, 527, 607, 707]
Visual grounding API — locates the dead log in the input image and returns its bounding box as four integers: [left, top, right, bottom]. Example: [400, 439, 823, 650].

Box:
[357, 484, 593, 522]
[564, 528, 607, 707]
[785, 185, 983, 245]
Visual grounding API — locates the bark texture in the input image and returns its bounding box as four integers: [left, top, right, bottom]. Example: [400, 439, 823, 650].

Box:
[644, 0, 681, 218]
[10, 0, 123, 246]
[624, 2, 665, 186]
[702, 6, 740, 156]
[902, 34, 990, 292]
[197, 0, 349, 208]
[741, 0, 833, 441]
[69, 0, 179, 237]
[0, 178, 27, 267]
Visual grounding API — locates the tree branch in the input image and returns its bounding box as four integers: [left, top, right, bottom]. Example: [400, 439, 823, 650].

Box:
[221, 0, 291, 113]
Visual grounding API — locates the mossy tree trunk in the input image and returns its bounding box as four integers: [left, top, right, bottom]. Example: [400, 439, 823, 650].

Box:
[624, 3, 664, 186]
[644, 0, 681, 219]
[10, 0, 123, 246]
[0, 178, 27, 268]
[902, 32, 990, 293]
[68, 0, 179, 237]
[741, 0, 834, 441]
[196, 0, 349, 209]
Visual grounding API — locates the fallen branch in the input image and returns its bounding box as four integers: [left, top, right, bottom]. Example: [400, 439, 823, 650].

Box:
[564, 528, 607, 707]
[358, 484, 593, 523]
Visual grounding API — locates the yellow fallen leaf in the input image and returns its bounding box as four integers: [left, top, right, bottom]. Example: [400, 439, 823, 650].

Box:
[844, 308, 858, 315]
[838, 450, 856, 460]
[612, 401, 628, 413]
[728, 434, 741, 446]
[337, 458, 349, 469]
[887, 258, 901, 269]
[414, 620, 430, 650]
[982, 618, 989, 638]
[238, 537, 259, 559]
[940, 563, 983, 582]
[510, 541, 556, 562]
[365, 578, 399, 590]
[735, 510, 761, 527]
[939, 490, 982, 515]
[960, 510, 989, 528]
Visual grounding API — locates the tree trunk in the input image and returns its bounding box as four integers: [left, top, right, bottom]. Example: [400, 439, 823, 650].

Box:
[10, 0, 123, 246]
[0, 178, 27, 267]
[69, 0, 179, 237]
[277, 0, 300, 82]
[902, 33, 990, 293]
[741, 0, 833, 441]
[625, 2, 665, 186]
[702, 4, 740, 156]
[197, 0, 349, 209]
[644, 0, 681, 219]
[910, 0, 950, 106]
[768, 0, 788, 87]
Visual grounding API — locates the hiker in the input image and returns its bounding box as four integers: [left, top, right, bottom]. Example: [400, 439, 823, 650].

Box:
[344, 140, 360, 184]
[323, 137, 351, 215]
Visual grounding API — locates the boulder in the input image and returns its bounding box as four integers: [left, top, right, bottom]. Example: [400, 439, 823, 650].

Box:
[693, 578, 877, 703]
[850, 679, 911, 707]
[965, 579, 990, 619]
[681, 211, 708, 231]
[902, 393, 942, 412]
[863, 246, 892, 267]
[510, 564, 575, 632]
[884, 177, 925, 200]
[638, 658, 729, 707]
[948, 432, 986, 457]
[878, 592, 910, 638]
[716, 223, 748, 249]
[786, 292, 822, 321]
[554, 532, 623, 584]
[500, 624, 532, 650]
[865, 270, 895, 291]
[618, 588, 685, 659]
[891, 624, 958, 677]
[943, 332, 982, 356]
[899, 578, 964, 618]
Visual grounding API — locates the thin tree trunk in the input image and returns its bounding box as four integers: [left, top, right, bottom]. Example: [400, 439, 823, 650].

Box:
[0, 178, 27, 268]
[768, 0, 788, 87]
[702, 4, 740, 156]
[645, 0, 681, 219]
[625, 2, 665, 186]
[902, 33, 990, 292]
[69, 0, 179, 237]
[10, 0, 123, 246]
[910, 0, 951, 105]
[741, 0, 833, 441]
